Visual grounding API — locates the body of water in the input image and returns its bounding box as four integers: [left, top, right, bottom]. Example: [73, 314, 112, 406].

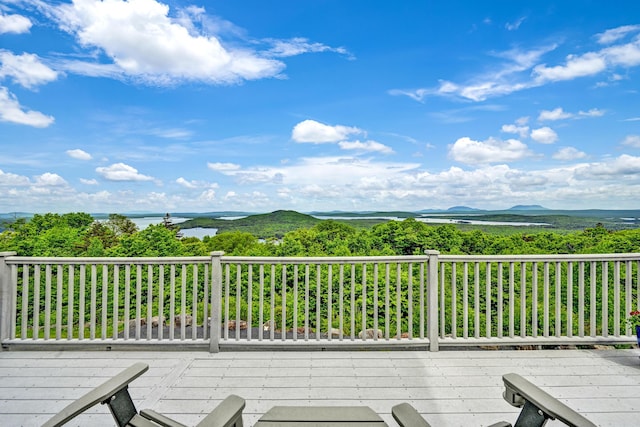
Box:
[128, 216, 217, 238]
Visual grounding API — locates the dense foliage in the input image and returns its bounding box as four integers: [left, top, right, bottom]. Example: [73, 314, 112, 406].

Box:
[1, 212, 639, 257]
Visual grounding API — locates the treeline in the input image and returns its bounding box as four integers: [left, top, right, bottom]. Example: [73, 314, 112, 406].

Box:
[1, 212, 639, 257]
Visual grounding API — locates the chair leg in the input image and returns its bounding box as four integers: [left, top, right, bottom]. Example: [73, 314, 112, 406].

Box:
[513, 401, 551, 427]
[104, 386, 139, 427]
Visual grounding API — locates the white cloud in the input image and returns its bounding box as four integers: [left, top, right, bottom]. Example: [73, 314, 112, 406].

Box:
[198, 188, 216, 201]
[96, 163, 154, 181]
[449, 137, 533, 164]
[66, 149, 92, 160]
[48, 0, 286, 85]
[0, 168, 30, 186]
[538, 108, 573, 121]
[266, 37, 351, 58]
[0, 12, 32, 34]
[80, 178, 98, 185]
[35, 172, 67, 186]
[530, 127, 558, 144]
[538, 107, 604, 121]
[393, 25, 640, 103]
[623, 135, 640, 147]
[0, 86, 55, 127]
[501, 124, 530, 139]
[596, 25, 640, 44]
[553, 147, 587, 161]
[534, 52, 607, 83]
[505, 17, 526, 31]
[576, 154, 640, 177]
[338, 140, 394, 154]
[0, 51, 59, 89]
[578, 108, 605, 118]
[292, 119, 363, 143]
[208, 162, 241, 172]
[176, 177, 197, 188]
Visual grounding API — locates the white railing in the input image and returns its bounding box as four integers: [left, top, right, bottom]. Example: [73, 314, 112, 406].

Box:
[0, 251, 638, 352]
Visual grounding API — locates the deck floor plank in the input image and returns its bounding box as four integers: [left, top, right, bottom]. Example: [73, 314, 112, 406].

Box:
[0, 349, 638, 426]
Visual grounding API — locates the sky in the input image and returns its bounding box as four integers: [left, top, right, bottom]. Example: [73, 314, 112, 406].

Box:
[1, 0, 640, 214]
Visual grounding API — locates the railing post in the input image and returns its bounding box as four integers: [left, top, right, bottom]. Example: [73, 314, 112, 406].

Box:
[426, 250, 440, 352]
[209, 251, 224, 353]
[0, 252, 17, 351]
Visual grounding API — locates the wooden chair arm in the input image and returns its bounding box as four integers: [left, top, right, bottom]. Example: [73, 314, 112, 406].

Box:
[140, 409, 188, 427]
[42, 362, 149, 427]
[391, 403, 432, 427]
[502, 373, 596, 427]
[195, 395, 246, 427]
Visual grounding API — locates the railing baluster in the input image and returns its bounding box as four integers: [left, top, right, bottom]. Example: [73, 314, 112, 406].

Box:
[147, 265, 153, 340]
[350, 264, 356, 340]
[485, 262, 491, 338]
[338, 264, 344, 341]
[79, 265, 85, 340]
[135, 265, 142, 341]
[543, 262, 550, 337]
[578, 262, 585, 337]
[590, 261, 597, 337]
[567, 262, 573, 337]
[293, 264, 298, 341]
[21, 265, 29, 340]
[407, 263, 413, 340]
[270, 264, 275, 341]
[33, 265, 40, 340]
[361, 264, 367, 341]
[473, 262, 479, 339]
[327, 264, 332, 341]
[55, 265, 62, 340]
[520, 262, 526, 338]
[602, 261, 609, 337]
[614, 261, 620, 337]
[102, 264, 108, 340]
[158, 265, 164, 341]
[497, 262, 502, 338]
[462, 262, 468, 339]
[395, 263, 401, 339]
[555, 262, 561, 338]
[259, 264, 264, 341]
[181, 264, 187, 339]
[316, 264, 321, 340]
[192, 264, 198, 340]
[531, 262, 538, 338]
[373, 263, 379, 341]
[124, 264, 130, 340]
[90, 264, 97, 340]
[44, 265, 51, 340]
[67, 265, 74, 340]
[305, 264, 310, 341]
[281, 264, 287, 341]
[248, 264, 253, 341]
[508, 262, 514, 338]
[112, 265, 119, 340]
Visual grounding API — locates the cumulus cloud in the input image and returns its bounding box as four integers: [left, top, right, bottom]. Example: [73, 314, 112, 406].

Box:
[553, 147, 587, 161]
[0, 12, 32, 34]
[0, 168, 30, 186]
[35, 172, 67, 186]
[530, 127, 558, 144]
[449, 137, 533, 164]
[538, 107, 573, 121]
[576, 154, 640, 177]
[0, 51, 58, 89]
[96, 163, 154, 181]
[292, 119, 363, 143]
[501, 124, 529, 139]
[338, 140, 394, 154]
[80, 178, 98, 185]
[66, 149, 92, 160]
[45, 0, 288, 85]
[623, 135, 640, 147]
[0, 86, 55, 127]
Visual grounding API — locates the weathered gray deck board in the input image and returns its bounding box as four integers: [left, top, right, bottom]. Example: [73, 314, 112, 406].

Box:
[0, 349, 638, 427]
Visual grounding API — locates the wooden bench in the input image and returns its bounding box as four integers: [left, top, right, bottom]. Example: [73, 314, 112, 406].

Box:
[42, 362, 245, 427]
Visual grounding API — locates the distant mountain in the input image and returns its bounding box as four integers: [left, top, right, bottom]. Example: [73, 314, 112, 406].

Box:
[447, 206, 482, 212]
[508, 205, 549, 211]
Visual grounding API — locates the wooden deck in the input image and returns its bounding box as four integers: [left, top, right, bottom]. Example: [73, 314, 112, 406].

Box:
[0, 349, 638, 427]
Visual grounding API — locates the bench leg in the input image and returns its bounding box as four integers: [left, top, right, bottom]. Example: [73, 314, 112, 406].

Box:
[513, 401, 550, 427]
[104, 386, 138, 427]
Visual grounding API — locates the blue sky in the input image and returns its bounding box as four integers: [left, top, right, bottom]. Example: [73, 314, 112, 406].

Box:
[1, 0, 639, 213]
